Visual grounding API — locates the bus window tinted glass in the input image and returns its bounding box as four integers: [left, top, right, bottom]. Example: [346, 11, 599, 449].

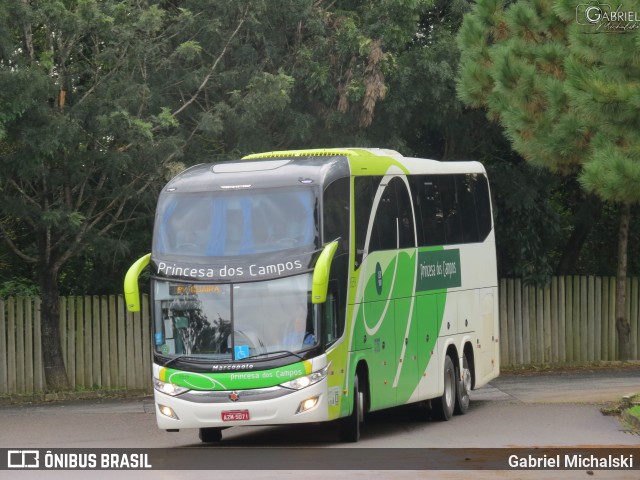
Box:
[323, 177, 350, 252]
[411, 173, 492, 247]
[354, 177, 378, 267]
[438, 175, 463, 245]
[392, 176, 416, 249]
[412, 176, 445, 246]
[371, 179, 397, 252]
[474, 174, 492, 241]
[458, 174, 480, 243]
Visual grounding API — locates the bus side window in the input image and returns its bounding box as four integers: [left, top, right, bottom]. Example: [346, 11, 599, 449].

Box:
[439, 175, 463, 245]
[474, 174, 493, 241]
[354, 177, 377, 267]
[371, 180, 397, 252]
[458, 174, 480, 243]
[412, 175, 445, 247]
[392, 177, 416, 249]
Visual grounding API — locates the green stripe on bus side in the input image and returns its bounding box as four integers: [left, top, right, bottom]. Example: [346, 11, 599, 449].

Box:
[159, 361, 312, 391]
[342, 246, 451, 411]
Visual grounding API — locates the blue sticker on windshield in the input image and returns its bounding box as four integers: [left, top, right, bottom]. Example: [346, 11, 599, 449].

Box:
[235, 345, 250, 360]
[155, 333, 164, 346]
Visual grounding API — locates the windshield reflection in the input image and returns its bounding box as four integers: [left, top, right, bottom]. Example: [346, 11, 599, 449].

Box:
[154, 187, 318, 257]
[152, 274, 317, 361]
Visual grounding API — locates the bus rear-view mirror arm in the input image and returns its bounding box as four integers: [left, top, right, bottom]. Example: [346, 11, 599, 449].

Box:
[124, 253, 151, 312]
[311, 240, 339, 304]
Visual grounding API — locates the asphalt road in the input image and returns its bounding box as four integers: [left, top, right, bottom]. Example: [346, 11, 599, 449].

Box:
[2, 365, 639, 479]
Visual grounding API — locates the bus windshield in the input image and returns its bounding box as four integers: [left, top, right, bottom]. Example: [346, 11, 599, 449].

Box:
[152, 274, 318, 361]
[154, 187, 318, 257]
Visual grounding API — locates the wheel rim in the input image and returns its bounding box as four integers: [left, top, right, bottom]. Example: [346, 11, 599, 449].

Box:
[462, 367, 471, 397]
[445, 365, 454, 408]
[454, 355, 471, 415]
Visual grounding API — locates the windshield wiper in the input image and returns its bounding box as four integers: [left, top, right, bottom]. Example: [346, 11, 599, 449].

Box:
[160, 355, 191, 368]
[243, 350, 304, 361]
[160, 354, 213, 368]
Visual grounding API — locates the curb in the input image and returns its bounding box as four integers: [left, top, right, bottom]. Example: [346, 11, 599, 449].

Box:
[0, 389, 151, 406]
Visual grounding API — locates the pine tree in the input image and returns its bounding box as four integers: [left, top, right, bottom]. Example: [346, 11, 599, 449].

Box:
[556, 0, 640, 359]
[457, 0, 640, 359]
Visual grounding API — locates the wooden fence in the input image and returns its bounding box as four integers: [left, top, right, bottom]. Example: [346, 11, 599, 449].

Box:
[1, 277, 640, 394]
[500, 277, 640, 366]
[0, 294, 152, 395]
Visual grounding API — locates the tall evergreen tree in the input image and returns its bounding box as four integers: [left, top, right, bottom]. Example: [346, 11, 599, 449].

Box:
[457, 0, 640, 359]
[556, 0, 640, 359]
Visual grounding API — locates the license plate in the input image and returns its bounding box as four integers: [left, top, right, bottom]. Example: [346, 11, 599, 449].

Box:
[222, 410, 250, 422]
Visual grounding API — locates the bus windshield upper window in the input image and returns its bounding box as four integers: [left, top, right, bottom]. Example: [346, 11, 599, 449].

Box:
[154, 188, 319, 257]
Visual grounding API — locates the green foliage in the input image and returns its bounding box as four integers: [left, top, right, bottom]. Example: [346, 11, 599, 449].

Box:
[458, 0, 640, 204]
[577, 203, 640, 276]
[457, 0, 640, 268]
[555, 0, 640, 206]
[0, 0, 181, 389]
[581, 135, 640, 204]
[0, 278, 39, 298]
[487, 159, 565, 283]
[457, 0, 591, 174]
[1, 0, 635, 300]
[0, 0, 441, 296]
[457, 0, 640, 357]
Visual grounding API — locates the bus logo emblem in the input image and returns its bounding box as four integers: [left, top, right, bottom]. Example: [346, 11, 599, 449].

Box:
[375, 262, 383, 295]
[229, 392, 240, 402]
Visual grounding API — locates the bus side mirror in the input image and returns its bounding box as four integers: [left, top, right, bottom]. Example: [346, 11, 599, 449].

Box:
[124, 253, 151, 312]
[312, 240, 339, 304]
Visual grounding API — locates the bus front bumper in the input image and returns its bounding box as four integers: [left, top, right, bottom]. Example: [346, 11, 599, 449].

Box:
[154, 378, 329, 430]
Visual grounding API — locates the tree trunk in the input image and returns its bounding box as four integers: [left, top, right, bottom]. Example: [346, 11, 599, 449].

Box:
[39, 265, 71, 391]
[615, 203, 631, 361]
[555, 195, 601, 275]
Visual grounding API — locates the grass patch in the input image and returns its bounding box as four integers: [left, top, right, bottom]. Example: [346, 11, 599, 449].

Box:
[628, 404, 640, 418]
[616, 394, 640, 432]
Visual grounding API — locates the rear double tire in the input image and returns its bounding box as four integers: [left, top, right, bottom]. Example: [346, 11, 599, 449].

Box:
[455, 353, 471, 415]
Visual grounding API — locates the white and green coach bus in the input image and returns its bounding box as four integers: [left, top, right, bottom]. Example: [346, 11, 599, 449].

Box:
[124, 148, 499, 443]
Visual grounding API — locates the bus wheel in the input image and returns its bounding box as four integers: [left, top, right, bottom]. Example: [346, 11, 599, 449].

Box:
[433, 355, 455, 421]
[199, 427, 222, 443]
[339, 375, 363, 442]
[455, 354, 471, 415]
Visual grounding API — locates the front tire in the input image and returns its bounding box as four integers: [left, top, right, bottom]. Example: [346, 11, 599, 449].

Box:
[339, 375, 363, 442]
[433, 355, 455, 421]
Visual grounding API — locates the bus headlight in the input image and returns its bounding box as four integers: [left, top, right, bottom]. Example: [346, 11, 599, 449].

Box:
[158, 404, 179, 419]
[154, 378, 190, 396]
[296, 396, 319, 414]
[280, 364, 330, 390]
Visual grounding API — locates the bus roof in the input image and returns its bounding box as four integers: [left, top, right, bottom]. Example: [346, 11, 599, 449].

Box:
[242, 148, 487, 176]
[164, 148, 487, 193]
